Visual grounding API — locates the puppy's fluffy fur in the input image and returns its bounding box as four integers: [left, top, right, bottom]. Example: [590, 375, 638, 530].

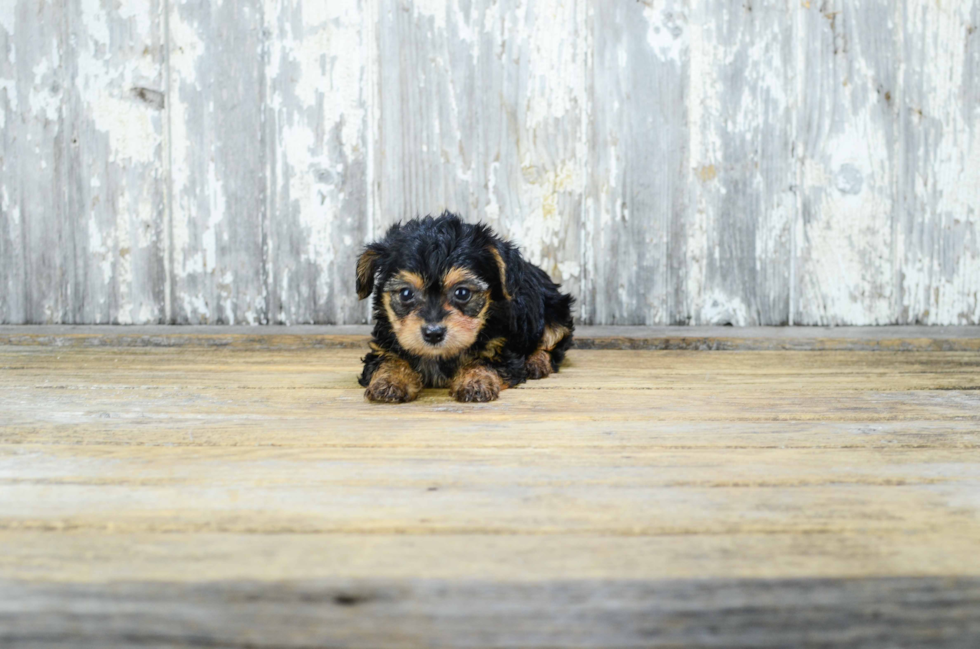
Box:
[356, 213, 574, 403]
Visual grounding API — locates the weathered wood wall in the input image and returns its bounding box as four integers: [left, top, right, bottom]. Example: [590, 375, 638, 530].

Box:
[1, 0, 978, 325]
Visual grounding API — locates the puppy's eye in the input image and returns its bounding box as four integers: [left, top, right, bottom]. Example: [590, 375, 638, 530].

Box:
[398, 287, 414, 303]
[453, 287, 472, 303]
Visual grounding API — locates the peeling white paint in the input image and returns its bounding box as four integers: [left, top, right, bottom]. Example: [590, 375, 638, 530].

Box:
[74, 5, 161, 165]
[899, 0, 980, 325]
[203, 158, 226, 275]
[523, 0, 586, 128]
[514, 157, 584, 277]
[262, 0, 369, 323]
[167, 0, 209, 322]
[557, 260, 581, 281]
[79, 0, 110, 48]
[484, 160, 501, 222]
[0, 5, 16, 36]
[801, 117, 895, 325]
[115, 211, 134, 325]
[0, 73, 17, 131]
[1, 186, 17, 227]
[88, 93, 159, 164]
[413, 0, 448, 32]
[643, 2, 687, 63]
[686, 17, 722, 172]
[3, 0, 979, 325]
[700, 290, 750, 326]
[795, 0, 902, 326]
[116, 0, 152, 38]
[29, 55, 61, 122]
[87, 219, 114, 291]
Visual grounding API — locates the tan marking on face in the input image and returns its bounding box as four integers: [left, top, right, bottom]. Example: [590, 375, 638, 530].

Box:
[488, 247, 511, 300]
[442, 266, 482, 290]
[439, 291, 493, 356]
[365, 355, 423, 403]
[394, 270, 425, 290]
[385, 271, 492, 358]
[386, 295, 488, 359]
[383, 292, 431, 355]
[540, 324, 570, 351]
[449, 364, 504, 402]
[382, 291, 396, 325]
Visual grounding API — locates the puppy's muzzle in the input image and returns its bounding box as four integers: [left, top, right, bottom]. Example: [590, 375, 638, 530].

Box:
[421, 324, 447, 345]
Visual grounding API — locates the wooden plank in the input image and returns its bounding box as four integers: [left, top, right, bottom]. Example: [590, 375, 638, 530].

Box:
[2, 390, 978, 451]
[1, 2, 168, 325]
[2, 442, 979, 536]
[0, 5, 24, 323]
[3, 347, 980, 391]
[0, 1, 69, 324]
[2, 576, 979, 648]
[5, 444, 978, 486]
[795, 0, 900, 325]
[2, 325, 980, 350]
[263, 1, 370, 324]
[374, 0, 588, 307]
[585, 0, 686, 324]
[898, 0, 980, 325]
[166, 0, 267, 324]
[4, 418, 978, 451]
[2, 351, 980, 431]
[65, 0, 168, 324]
[684, 0, 796, 326]
[3, 529, 980, 583]
[3, 349, 980, 452]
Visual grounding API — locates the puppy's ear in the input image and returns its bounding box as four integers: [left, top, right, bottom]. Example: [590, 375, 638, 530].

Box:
[356, 244, 384, 300]
[488, 244, 512, 301]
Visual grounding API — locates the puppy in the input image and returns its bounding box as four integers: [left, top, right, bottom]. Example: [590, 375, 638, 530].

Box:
[356, 212, 574, 403]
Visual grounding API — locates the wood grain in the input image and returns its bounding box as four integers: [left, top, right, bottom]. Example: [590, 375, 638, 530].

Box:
[4, 1, 977, 326]
[898, 0, 980, 325]
[66, 0, 169, 325]
[795, 0, 900, 325]
[3, 577, 979, 648]
[684, 0, 796, 326]
[0, 334, 980, 647]
[587, 0, 685, 324]
[1, 1, 69, 324]
[264, 1, 370, 325]
[1, 338, 980, 644]
[166, 0, 268, 325]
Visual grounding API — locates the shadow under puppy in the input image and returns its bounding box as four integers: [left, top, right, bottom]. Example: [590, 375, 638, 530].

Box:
[356, 213, 574, 403]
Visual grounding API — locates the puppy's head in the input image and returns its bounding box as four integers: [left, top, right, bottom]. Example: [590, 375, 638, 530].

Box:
[356, 213, 511, 358]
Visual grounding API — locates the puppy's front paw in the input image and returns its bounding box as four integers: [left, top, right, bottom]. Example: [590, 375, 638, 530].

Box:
[450, 365, 503, 403]
[365, 377, 418, 403]
[364, 358, 423, 403]
[526, 350, 553, 380]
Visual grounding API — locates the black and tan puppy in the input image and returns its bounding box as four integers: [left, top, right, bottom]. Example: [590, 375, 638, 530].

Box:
[356, 212, 574, 403]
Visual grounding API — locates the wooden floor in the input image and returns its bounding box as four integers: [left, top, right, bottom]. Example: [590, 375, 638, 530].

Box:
[2, 327, 980, 647]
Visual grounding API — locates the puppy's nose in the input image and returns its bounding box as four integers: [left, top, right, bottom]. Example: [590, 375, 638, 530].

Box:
[422, 324, 447, 344]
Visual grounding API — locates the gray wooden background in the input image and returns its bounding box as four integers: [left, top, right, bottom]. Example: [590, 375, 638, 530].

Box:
[1, 0, 978, 326]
